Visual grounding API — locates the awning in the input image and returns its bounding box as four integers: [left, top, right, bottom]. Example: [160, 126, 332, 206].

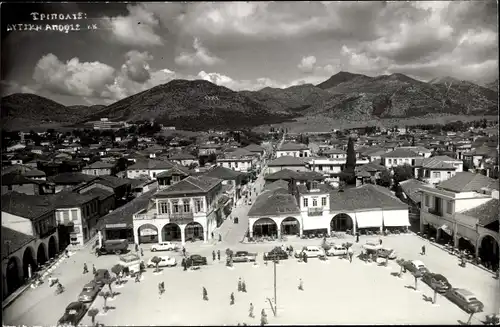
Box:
[439, 223, 453, 236]
[356, 211, 383, 228]
[282, 220, 298, 226]
[139, 228, 158, 236]
[254, 219, 277, 227]
[383, 210, 410, 227]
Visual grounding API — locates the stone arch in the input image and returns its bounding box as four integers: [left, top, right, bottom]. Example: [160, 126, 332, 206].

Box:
[330, 213, 354, 232]
[457, 236, 475, 254]
[478, 234, 499, 271]
[280, 217, 300, 236]
[137, 223, 159, 244]
[162, 223, 181, 242]
[48, 236, 58, 259]
[22, 247, 36, 280]
[185, 222, 204, 241]
[253, 218, 278, 237]
[6, 255, 22, 296]
[36, 243, 47, 266]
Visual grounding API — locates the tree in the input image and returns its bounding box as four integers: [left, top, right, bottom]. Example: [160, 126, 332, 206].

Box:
[466, 305, 481, 325]
[207, 153, 217, 163]
[111, 264, 124, 285]
[344, 137, 356, 185]
[378, 169, 392, 188]
[151, 256, 162, 273]
[103, 277, 116, 297]
[87, 308, 99, 326]
[412, 270, 422, 290]
[321, 239, 331, 251]
[99, 291, 111, 312]
[393, 164, 414, 184]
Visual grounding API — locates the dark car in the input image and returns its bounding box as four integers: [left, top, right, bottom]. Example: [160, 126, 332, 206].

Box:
[263, 247, 288, 261]
[446, 288, 484, 313]
[57, 302, 87, 326]
[78, 281, 100, 303]
[422, 272, 452, 294]
[186, 254, 207, 267]
[94, 269, 111, 287]
[233, 251, 257, 263]
[96, 239, 128, 256]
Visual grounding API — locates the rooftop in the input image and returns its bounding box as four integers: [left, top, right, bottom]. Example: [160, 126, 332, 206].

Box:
[1, 191, 54, 220]
[84, 161, 116, 169]
[203, 166, 244, 180]
[1, 172, 45, 186]
[2, 226, 36, 260]
[156, 175, 222, 196]
[268, 156, 306, 167]
[128, 159, 175, 170]
[279, 142, 309, 151]
[248, 188, 300, 217]
[381, 148, 423, 158]
[329, 184, 408, 211]
[244, 144, 265, 153]
[399, 179, 427, 203]
[437, 172, 499, 193]
[461, 199, 499, 228]
[48, 172, 95, 185]
[169, 152, 196, 160]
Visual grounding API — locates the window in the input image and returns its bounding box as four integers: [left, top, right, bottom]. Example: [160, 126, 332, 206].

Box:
[63, 210, 70, 222]
[447, 171, 451, 178]
[388, 159, 392, 164]
[321, 197, 327, 206]
[312, 182, 318, 189]
[195, 199, 203, 212]
[173, 202, 179, 213]
[74, 226, 81, 234]
[425, 195, 429, 207]
[405, 158, 409, 163]
[446, 201, 453, 214]
[433, 172, 441, 178]
[235, 162, 239, 168]
[71, 209, 78, 221]
[153, 172, 156, 178]
[159, 202, 169, 214]
[303, 198, 309, 207]
[312, 198, 317, 207]
[93, 170, 97, 175]
[183, 202, 190, 212]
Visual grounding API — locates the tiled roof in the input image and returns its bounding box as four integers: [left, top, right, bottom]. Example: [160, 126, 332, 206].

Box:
[156, 175, 221, 196]
[399, 146, 432, 153]
[156, 165, 191, 178]
[1, 226, 36, 260]
[362, 147, 387, 157]
[127, 159, 175, 170]
[381, 148, 422, 158]
[203, 166, 243, 180]
[399, 179, 427, 203]
[265, 169, 325, 181]
[51, 190, 100, 208]
[437, 172, 499, 192]
[356, 161, 386, 173]
[323, 148, 345, 155]
[223, 148, 254, 159]
[24, 169, 46, 177]
[279, 142, 308, 151]
[84, 161, 116, 169]
[49, 172, 95, 185]
[96, 175, 132, 189]
[247, 188, 300, 217]
[244, 144, 265, 153]
[1, 172, 44, 185]
[329, 184, 408, 211]
[268, 156, 306, 167]
[264, 180, 290, 192]
[1, 164, 33, 176]
[82, 188, 114, 201]
[414, 156, 457, 170]
[461, 199, 499, 227]
[296, 183, 334, 194]
[169, 152, 196, 160]
[1, 192, 54, 220]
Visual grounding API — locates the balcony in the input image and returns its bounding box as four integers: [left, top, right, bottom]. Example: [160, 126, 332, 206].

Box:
[133, 211, 194, 224]
[428, 208, 443, 217]
[308, 207, 323, 216]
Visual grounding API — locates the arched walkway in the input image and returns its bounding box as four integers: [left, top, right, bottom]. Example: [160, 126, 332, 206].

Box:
[478, 235, 499, 271]
[22, 247, 36, 280]
[6, 256, 22, 296]
[48, 236, 57, 259]
[37, 243, 47, 266]
[281, 217, 300, 236]
[458, 237, 475, 254]
[253, 218, 278, 237]
[138, 224, 159, 244]
[330, 213, 354, 232]
[185, 222, 204, 242]
[162, 223, 181, 242]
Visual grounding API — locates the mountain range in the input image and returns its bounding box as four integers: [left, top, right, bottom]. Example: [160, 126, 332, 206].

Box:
[1, 72, 498, 130]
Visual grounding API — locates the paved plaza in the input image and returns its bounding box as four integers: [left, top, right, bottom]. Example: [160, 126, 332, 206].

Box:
[3, 233, 499, 326]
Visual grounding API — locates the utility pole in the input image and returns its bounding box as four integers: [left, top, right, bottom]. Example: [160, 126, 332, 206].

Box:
[273, 260, 277, 316]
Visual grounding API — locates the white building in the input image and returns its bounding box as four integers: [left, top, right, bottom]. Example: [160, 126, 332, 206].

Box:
[381, 148, 425, 169]
[126, 159, 175, 180]
[414, 155, 463, 184]
[276, 142, 311, 158]
[216, 148, 257, 173]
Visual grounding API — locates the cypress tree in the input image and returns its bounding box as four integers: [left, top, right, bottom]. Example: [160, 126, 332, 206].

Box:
[345, 137, 356, 184]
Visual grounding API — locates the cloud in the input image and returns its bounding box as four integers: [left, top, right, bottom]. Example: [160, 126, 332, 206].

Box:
[197, 71, 283, 91]
[298, 56, 317, 73]
[0, 80, 39, 96]
[122, 50, 153, 83]
[175, 37, 222, 67]
[32, 54, 116, 98]
[103, 4, 163, 47]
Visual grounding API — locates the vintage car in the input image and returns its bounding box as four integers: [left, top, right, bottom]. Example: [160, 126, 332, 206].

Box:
[78, 281, 101, 303]
[422, 272, 452, 293]
[93, 269, 111, 287]
[57, 302, 87, 327]
[326, 245, 348, 256]
[147, 256, 177, 268]
[446, 288, 484, 313]
[362, 241, 383, 252]
[294, 246, 325, 258]
[263, 247, 288, 261]
[151, 242, 178, 252]
[377, 248, 397, 260]
[233, 251, 257, 263]
[409, 260, 429, 274]
[186, 254, 208, 267]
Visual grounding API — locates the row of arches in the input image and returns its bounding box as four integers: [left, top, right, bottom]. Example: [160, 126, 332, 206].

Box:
[137, 222, 204, 244]
[5, 236, 58, 297]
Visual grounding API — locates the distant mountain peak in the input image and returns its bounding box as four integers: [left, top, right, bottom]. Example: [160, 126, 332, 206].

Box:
[316, 71, 371, 89]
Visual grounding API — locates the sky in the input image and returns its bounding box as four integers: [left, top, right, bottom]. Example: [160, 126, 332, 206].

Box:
[1, 1, 498, 106]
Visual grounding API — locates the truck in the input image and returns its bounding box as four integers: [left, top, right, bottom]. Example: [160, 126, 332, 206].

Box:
[96, 239, 129, 256]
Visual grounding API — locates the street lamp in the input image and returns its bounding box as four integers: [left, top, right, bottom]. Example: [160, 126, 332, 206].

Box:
[274, 259, 277, 316]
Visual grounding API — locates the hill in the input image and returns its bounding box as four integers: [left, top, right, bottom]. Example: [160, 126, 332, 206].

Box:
[316, 71, 373, 90]
[485, 79, 498, 92]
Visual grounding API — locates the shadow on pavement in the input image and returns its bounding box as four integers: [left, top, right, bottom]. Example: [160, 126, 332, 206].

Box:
[405, 285, 416, 290]
[422, 294, 433, 303]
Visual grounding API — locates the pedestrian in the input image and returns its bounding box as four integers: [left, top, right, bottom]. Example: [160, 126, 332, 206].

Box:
[158, 282, 163, 295]
[230, 292, 235, 305]
[217, 249, 221, 261]
[303, 252, 308, 263]
[242, 280, 247, 293]
[182, 247, 186, 257]
[182, 258, 187, 271]
[249, 302, 254, 318]
[379, 238, 383, 245]
[356, 232, 360, 243]
[92, 264, 97, 275]
[212, 250, 216, 261]
[348, 247, 354, 263]
[135, 243, 139, 252]
[135, 273, 141, 283]
[421, 245, 426, 255]
[238, 278, 242, 292]
[83, 263, 88, 274]
[203, 287, 208, 301]
[140, 248, 144, 257]
[261, 309, 268, 326]
[298, 278, 304, 291]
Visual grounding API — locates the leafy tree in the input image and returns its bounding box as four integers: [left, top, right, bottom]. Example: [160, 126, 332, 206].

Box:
[343, 137, 356, 184]
[151, 256, 162, 273]
[207, 153, 217, 163]
[127, 137, 138, 149]
[99, 291, 111, 312]
[87, 308, 99, 326]
[412, 270, 422, 290]
[378, 169, 392, 188]
[103, 277, 116, 297]
[393, 164, 414, 184]
[111, 264, 124, 285]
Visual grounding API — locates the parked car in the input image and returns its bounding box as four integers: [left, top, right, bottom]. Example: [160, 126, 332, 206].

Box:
[233, 251, 257, 263]
[78, 281, 100, 303]
[422, 272, 452, 293]
[378, 248, 397, 260]
[186, 254, 207, 267]
[147, 256, 177, 268]
[263, 247, 288, 261]
[446, 288, 484, 313]
[57, 302, 87, 326]
[93, 269, 111, 287]
[363, 241, 382, 252]
[326, 244, 348, 256]
[410, 260, 429, 274]
[151, 242, 177, 252]
[96, 239, 128, 256]
[295, 246, 325, 258]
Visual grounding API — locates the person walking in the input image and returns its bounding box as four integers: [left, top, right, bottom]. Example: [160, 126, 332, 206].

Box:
[261, 309, 268, 326]
[238, 278, 242, 292]
[217, 250, 221, 261]
[242, 280, 247, 293]
[158, 282, 163, 295]
[230, 292, 235, 305]
[182, 247, 186, 257]
[140, 248, 144, 257]
[83, 263, 88, 274]
[92, 264, 97, 275]
[421, 245, 426, 255]
[348, 247, 354, 263]
[379, 238, 383, 245]
[203, 287, 208, 301]
[182, 258, 187, 271]
[212, 250, 216, 262]
[135, 243, 139, 252]
[298, 278, 304, 291]
[135, 272, 141, 283]
[356, 232, 360, 243]
[249, 303, 255, 318]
